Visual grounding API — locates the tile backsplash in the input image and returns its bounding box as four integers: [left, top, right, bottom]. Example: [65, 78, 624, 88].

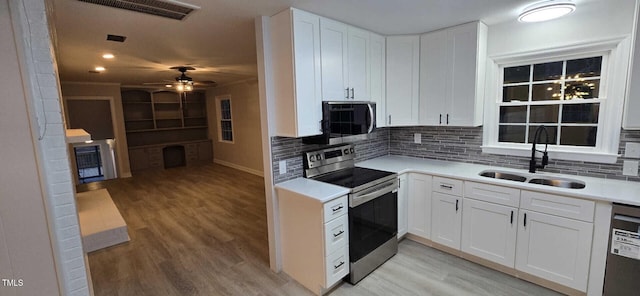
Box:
[271, 128, 390, 183]
[271, 126, 640, 184]
[389, 126, 640, 182]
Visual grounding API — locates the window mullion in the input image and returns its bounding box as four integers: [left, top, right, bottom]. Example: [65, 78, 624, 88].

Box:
[525, 63, 534, 144]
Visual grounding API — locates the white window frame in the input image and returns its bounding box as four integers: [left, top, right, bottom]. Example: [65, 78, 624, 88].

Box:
[215, 95, 234, 144]
[482, 37, 633, 164]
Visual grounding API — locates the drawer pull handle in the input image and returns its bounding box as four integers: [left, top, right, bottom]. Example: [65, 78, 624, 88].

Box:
[440, 184, 453, 190]
[334, 261, 345, 269]
[333, 230, 344, 237]
[332, 205, 343, 212]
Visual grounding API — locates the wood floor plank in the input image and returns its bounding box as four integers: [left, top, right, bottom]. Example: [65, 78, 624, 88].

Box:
[84, 163, 562, 296]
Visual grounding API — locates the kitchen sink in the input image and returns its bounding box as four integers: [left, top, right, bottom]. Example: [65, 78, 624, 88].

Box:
[528, 178, 586, 189]
[478, 170, 527, 182]
[478, 170, 585, 189]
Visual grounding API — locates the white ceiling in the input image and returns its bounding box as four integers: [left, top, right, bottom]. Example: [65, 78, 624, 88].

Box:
[50, 0, 593, 87]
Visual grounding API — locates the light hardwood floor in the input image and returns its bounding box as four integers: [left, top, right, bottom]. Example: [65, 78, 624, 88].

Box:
[82, 163, 561, 296]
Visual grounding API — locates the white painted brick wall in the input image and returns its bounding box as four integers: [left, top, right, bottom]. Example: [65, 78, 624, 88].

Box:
[11, 0, 90, 295]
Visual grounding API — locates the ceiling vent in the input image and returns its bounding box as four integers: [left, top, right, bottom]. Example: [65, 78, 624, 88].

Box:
[77, 0, 200, 20]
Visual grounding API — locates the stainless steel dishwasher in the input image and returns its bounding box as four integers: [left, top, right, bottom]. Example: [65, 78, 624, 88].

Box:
[603, 203, 640, 295]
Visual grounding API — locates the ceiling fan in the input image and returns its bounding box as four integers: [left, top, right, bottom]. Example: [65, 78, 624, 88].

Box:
[143, 66, 217, 90]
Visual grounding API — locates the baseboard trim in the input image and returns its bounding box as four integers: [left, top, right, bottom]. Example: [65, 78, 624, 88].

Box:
[214, 159, 264, 177]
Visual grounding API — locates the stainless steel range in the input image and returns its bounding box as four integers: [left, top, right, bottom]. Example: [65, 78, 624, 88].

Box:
[304, 144, 398, 284]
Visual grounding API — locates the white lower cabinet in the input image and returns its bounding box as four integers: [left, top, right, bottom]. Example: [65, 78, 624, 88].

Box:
[408, 173, 432, 239]
[431, 191, 462, 250]
[397, 174, 409, 238]
[404, 176, 597, 294]
[278, 192, 349, 295]
[515, 210, 593, 292]
[461, 198, 517, 267]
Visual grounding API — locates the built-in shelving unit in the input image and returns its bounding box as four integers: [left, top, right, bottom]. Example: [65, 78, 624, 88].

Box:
[122, 89, 212, 171]
[121, 89, 209, 147]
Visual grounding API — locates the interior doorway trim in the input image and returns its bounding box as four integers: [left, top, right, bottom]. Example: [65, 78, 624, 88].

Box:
[63, 96, 120, 183]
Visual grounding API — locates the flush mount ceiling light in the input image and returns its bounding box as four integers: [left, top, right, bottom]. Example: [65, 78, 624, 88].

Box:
[518, 0, 576, 23]
[95, 66, 106, 72]
[102, 53, 115, 59]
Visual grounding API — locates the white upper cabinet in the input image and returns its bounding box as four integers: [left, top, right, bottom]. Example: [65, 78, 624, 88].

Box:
[419, 21, 487, 126]
[347, 27, 371, 100]
[270, 8, 323, 137]
[369, 33, 386, 127]
[320, 18, 349, 101]
[624, 11, 640, 129]
[386, 35, 420, 126]
[319, 20, 372, 101]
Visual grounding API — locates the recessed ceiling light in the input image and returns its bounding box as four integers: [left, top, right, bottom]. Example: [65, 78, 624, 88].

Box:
[165, 84, 173, 88]
[519, 1, 576, 23]
[95, 66, 106, 72]
[102, 53, 115, 59]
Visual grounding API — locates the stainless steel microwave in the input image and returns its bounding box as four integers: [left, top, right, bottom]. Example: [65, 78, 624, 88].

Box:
[302, 101, 376, 144]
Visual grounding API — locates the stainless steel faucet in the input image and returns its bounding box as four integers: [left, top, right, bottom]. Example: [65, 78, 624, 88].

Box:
[529, 125, 549, 173]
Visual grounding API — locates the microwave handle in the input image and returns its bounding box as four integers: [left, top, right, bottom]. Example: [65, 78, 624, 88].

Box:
[367, 104, 375, 133]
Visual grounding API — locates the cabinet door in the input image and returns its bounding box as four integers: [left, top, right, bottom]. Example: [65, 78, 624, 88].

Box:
[447, 22, 484, 127]
[623, 5, 640, 129]
[419, 29, 449, 125]
[320, 18, 349, 101]
[397, 174, 409, 238]
[369, 33, 386, 127]
[408, 173, 432, 239]
[386, 35, 420, 126]
[515, 210, 593, 292]
[128, 148, 149, 171]
[347, 26, 370, 100]
[431, 192, 462, 250]
[461, 199, 517, 268]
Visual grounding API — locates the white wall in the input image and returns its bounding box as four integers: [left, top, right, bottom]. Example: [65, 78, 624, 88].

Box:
[206, 80, 264, 175]
[2, 0, 90, 295]
[488, 0, 636, 56]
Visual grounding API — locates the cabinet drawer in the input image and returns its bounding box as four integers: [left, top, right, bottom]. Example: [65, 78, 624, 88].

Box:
[325, 244, 349, 287]
[324, 215, 348, 256]
[148, 161, 163, 168]
[433, 176, 463, 196]
[521, 191, 595, 222]
[323, 196, 348, 222]
[147, 147, 162, 155]
[464, 181, 520, 208]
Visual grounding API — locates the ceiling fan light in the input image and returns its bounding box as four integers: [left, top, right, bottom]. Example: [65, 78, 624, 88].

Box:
[176, 84, 184, 91]
[518, 1, 576, 23]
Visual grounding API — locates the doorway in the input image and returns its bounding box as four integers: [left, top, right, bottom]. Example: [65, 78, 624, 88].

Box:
[74, 145, 104, 183]
[65, 97, 119, 184]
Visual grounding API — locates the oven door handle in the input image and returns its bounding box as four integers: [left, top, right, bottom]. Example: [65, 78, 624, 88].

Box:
[350, 180, 398, 208]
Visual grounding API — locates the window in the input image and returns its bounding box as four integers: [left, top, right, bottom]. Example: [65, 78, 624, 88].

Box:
[499, 56, 602, 146]
[216, 96, 233, 143]
[482, 39, 631, 164]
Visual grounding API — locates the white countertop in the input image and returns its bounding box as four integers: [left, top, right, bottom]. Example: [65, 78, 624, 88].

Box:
[357, 155, 640, 207]
[275, 177, 350, 203]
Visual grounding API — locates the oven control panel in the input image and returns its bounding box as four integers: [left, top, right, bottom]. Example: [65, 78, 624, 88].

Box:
[304, 144, 355, 169]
